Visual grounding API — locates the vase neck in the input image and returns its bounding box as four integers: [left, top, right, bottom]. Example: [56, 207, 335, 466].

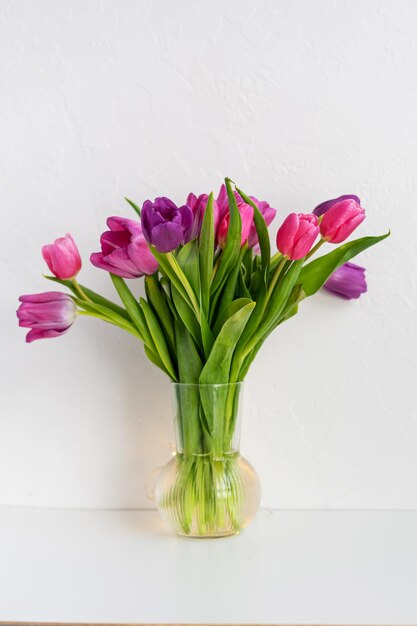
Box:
[171, 383, 244, 459]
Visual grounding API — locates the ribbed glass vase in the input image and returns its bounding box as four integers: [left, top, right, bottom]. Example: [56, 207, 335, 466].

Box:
[154, 382, 261, 538]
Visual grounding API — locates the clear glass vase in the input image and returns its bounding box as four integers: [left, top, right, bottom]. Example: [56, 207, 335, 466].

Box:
[154, 382, 261, 538]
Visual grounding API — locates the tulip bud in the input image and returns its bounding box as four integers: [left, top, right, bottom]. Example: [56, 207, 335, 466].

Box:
[324, 262, 367, 299]
[42, 234, 82, 280]
[17, 292, 77, 343]
[141, 197, 193, 253]
[186, 193, 220, 240]
[313, 194, 360, 218]
[90, 216, 158, 278]
[276, 213, 319, 260]
[216, 184, 277, 250]
[319, 199, 365, 243]
[217, 202, 254, 248]
[247, 197, 277, 249]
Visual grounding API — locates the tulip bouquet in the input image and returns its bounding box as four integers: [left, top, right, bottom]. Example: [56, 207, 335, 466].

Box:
[18, 178, 388, 536]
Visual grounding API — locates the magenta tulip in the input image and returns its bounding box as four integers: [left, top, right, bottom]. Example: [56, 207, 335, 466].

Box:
[276, 213, 319, 260]
[42, 234, 81, 280]
[216, 184, 276, 250]
[17, 292, 77, 343]
[247, 197, 277, 249]
[320, 199, 365, 243]
[186, 193, 220, 240]
[217, 201, 254, 248]
[324, 262, 367, 299]
[313, 194, 360, 218]
[90, 216, 158, 278]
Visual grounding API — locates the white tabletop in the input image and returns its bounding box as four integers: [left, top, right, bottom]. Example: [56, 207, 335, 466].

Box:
[0, 506, 416, 625]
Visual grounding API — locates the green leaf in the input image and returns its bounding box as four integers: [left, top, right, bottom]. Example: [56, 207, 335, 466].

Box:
[72, 297, 142, 338]
[214, 245, 247, 323]
[171, 285, 202, 349]
[145, 274, 175, 351]
[199, 302, 255, 385]
[239, 288, 305, 380]
[199, 192, 214, 318]
[200, 309, 214, 358]
[45, 276, 130, 321]
[174, 318, 203, 383]
[299, 232, 390, 296]
[210, 177, 242, 295]
[144, 345, 170, 377]
[235, 186, 271, 276]
[176, 240, 200, 298]
[140, 298, 177, 381]
[124, 197, 141, 217]
[238, 261, 303, 368]
[152, 249, 200, 318]
[110, 274, 151, 342]
[212, 297, 252, 337]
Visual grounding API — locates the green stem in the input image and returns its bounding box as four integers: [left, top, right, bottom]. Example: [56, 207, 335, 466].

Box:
[72, 278, 93, 302]
[304, 238, 325, 261]
[77, 310, 143, 340]
[266, 257, 286, 301]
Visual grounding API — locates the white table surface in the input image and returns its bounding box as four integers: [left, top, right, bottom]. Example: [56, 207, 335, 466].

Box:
[0, 507, 416, 625]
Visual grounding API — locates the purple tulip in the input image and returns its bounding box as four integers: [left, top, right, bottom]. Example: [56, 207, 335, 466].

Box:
[141, 197, 193, 253]
[313, 194, 361, 218]
[17, 292, 77, 343]
[324, 262, 367, 299]
[186, 193, 220, 239]
[90, 216, 158, 279]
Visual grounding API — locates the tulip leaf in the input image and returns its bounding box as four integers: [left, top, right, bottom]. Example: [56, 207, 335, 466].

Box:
[199, 192, 214, 318]
[152, 249, 200, 319]
[140, 298, 178, 381]
[199, 302, 255, 385]
[233, 261, 303, 376]
[174, 318, 202, 383]
[144, 345, 171, 378]
[171, 285, 202, 349]
[212, 297, 252, 337]
[200, 309, 214, 358]
[45, 275, 130, 321]
[110, 274, 152, 343]
[299, 232, 390, 296]
[210, 177, 241, 296]
[71, 296, 142, 338]
[236, 186, 271, 276]
[174, 318, 207, 454]
[176, 240, 200, 298]
[213, 245, 247, 323]
[145, 274, 175, 352]
[124, 197, 141, 217]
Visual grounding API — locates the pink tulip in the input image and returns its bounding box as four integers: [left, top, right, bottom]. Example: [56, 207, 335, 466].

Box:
[91, 216, 158, 278]
[247, 197, 277, 249]
[186, 193, 220, 240]
[217, 202, 254, 248]
[320, 199, 365, 243]
[42, 234, 82, 280]
[276, 213, 319, 260]
[17, 292, 77, 343]
[216, 184, 276, 250]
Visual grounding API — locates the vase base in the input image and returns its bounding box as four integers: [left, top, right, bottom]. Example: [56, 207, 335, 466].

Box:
[176, 528, 241, 539]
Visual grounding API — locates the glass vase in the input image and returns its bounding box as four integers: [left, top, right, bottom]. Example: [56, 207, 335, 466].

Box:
[154, 382, 261, 538]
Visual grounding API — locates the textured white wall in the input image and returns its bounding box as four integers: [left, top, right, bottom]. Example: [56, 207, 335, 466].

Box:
[1, 0, 416, 510]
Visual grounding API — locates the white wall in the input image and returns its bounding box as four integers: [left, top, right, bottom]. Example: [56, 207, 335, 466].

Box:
[1, 0, 416, 510]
